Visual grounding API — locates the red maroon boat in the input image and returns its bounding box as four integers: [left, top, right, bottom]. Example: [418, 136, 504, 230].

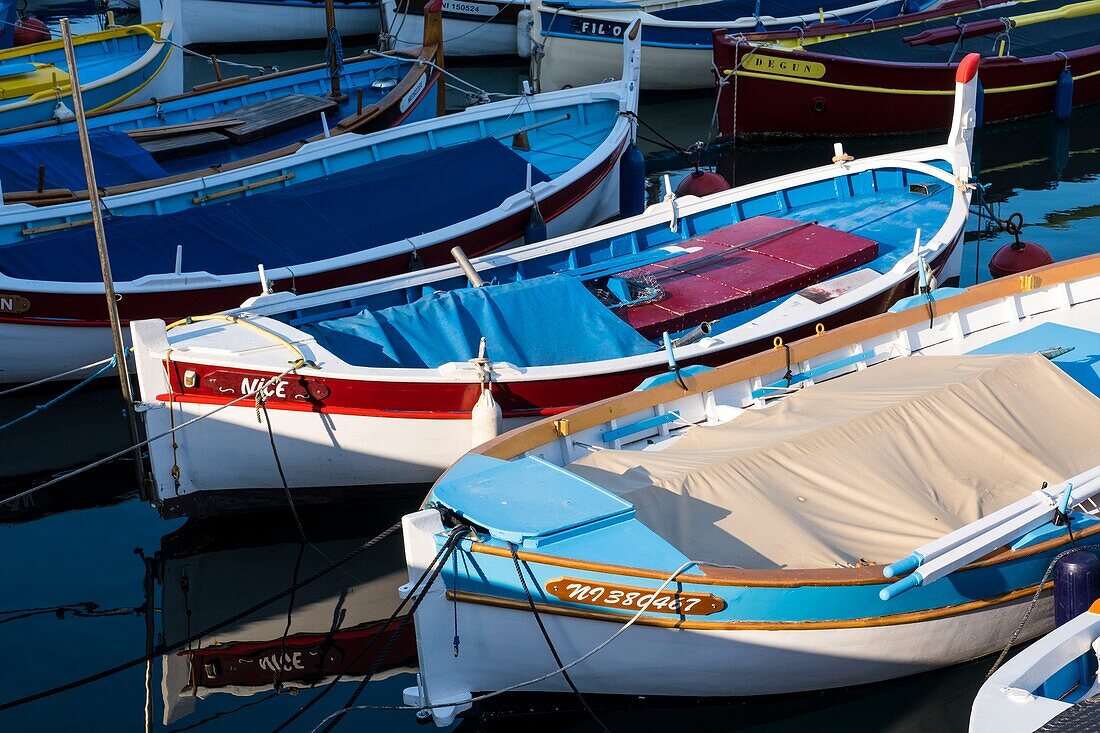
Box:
[714, 0, 1100, 138]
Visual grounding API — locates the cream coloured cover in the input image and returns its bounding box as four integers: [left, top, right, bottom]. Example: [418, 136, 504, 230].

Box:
[569, 355, 1100, 570]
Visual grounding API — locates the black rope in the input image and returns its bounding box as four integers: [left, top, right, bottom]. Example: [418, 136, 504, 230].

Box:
[257, 396, 308, 543]
[320, 527, 470, 732]
[0, 522, 403, 712]
[272, 541, 307, 692]
[0, 602, 138, 625]
[985, 541, 1100, 680]
[272, 525, 468, 733]
[167, 691, 280, 732]
[621, 110, 692, 159]
[782, 343, 793, 387]
[510, 545, 611, 733]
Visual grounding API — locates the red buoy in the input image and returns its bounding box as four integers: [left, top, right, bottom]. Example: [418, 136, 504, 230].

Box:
[14, 17, 51, 46]
[988, 213, 1053, 279]
[676, 170, 731, 198]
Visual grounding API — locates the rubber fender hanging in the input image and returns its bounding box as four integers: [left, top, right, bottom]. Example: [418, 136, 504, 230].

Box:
[1054, 67, 1073, 123]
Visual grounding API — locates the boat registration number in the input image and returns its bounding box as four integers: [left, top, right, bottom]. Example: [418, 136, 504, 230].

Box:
[441, 0, 497, 16]
[545, 577, 725, 615]
[400, 74, 427, 113]
[568, 19, 629, 40]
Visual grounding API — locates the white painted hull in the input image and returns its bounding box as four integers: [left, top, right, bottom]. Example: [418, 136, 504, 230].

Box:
[401, 512, 1053, 723]
[534, 31, 713, 91]
[169, 0, 380, 46]
[383, 0, 519, 56]
[137, 167, 620, 507]
[0, 322, 128, 385]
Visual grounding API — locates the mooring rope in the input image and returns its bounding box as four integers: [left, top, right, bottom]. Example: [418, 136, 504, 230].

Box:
[0, 356, 114, 397]
[0, 365, 297, 508]
[0, 356, 117, 433]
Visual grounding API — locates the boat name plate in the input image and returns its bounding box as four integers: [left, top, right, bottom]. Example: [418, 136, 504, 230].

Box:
[0, 294, 30, 314]
[201, 370, 331, 402]
[546, 577, 725, 615]
[742, 54, 826, 80]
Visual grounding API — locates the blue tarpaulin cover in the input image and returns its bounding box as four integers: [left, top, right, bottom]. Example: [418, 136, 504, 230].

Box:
[299, 274, 656, 368]
[0, 131, 167, 191]
[0, 138, 547, 283]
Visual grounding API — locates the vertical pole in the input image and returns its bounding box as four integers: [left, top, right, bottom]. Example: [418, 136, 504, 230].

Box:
[325, 0, 343, 100]
[60, 18, 145, 490]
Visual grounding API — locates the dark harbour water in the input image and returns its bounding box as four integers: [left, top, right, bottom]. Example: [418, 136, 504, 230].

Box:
[4, 3, 1100, 730]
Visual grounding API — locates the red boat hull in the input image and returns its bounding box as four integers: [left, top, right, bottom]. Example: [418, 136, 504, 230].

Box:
[714, 39, 1100, 138]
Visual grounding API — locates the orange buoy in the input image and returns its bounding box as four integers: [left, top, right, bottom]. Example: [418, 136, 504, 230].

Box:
[14, 17, 51, 46]
[675, 169, 731, 198]
[988, 213, 1053, 279]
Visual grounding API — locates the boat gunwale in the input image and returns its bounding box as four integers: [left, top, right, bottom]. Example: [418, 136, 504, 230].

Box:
[471, 254, 1100, 465]
[464, 522, 1100, 587]
[0, 41, 442, 203]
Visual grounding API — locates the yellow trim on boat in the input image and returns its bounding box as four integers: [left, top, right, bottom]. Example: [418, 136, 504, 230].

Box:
[0, 22, 163, 60]
[87, 44, 175, 112]
[726, 64, 1100, 96]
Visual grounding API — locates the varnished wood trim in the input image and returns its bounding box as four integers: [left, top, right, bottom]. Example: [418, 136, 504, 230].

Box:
[468, 522, 1100, 587]
[447, 582, 1051, 630]
[475, 255, 1100, 462]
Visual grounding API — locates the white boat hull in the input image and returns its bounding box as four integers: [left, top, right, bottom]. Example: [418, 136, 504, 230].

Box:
[401, 511, 1053, 725]
[153, 0, 381, 46]
[383, 0, 521, 56]
[134, 168, 620, 511]
[535, 30, 713, 91]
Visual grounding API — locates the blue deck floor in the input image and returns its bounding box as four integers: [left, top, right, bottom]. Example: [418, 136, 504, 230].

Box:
[969, 323, 1100, 398]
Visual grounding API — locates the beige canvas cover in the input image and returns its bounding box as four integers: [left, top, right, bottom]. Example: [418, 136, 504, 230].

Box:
[569, 355, 1100, 570]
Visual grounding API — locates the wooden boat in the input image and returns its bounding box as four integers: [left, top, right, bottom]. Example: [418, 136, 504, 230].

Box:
[382, 0, 531, 57]
[0, 4, 445, 196]
[127, 55, 977, 517]
[400, 248, 1100, 726]
[714, 0, 1100, 138]
[0, 22, 177, 131]
[139, 0, 380, 48]
[529, 0, 941, 91]
[971, 598, 1100, 732]
[0, 30, 642, 385]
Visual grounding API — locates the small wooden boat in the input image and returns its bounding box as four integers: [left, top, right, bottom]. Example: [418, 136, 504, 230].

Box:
[0, 31, 642, 385]
[0, 22, 177, 131]
[400, 249, 1100, 726]
[140, 0, 380, 48]
[0, 4, 445, 195]
[971, 598, 1100, 732]
[530, 0, 941, 91]
[127, 55, 977, 517]
[715, 0, 1100, 138]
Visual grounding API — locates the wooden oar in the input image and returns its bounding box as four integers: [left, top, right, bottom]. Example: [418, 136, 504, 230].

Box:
[880, 464, 1100, 600]
[905, 0, 1100, 46]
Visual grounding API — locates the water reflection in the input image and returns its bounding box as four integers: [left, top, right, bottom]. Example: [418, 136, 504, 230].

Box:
[1, 12, 1100, 730]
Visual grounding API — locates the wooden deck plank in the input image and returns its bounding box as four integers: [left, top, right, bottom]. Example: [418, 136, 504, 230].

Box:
[211, 94, 338, 145]
[139, 130, 232, 161]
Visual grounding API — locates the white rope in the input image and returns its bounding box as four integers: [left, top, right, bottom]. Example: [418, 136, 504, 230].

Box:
[368, 49, 516, 101]
[162, 38, 276, 74]
[0, 365, 297, 507]
[0, 357, 114, 397]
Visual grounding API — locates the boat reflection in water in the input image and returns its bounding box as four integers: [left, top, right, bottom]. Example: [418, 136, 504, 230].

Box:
[153, 501, 417, 725]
